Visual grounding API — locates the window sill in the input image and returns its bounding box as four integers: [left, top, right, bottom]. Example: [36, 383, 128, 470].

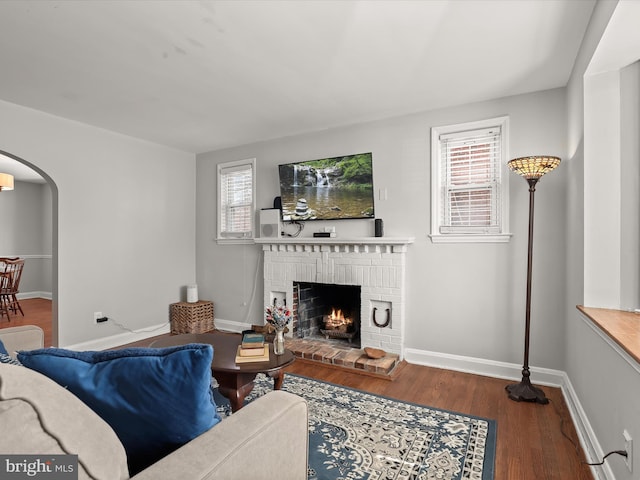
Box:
[429, 233, 512, 244]
[577, 305, 640, 365]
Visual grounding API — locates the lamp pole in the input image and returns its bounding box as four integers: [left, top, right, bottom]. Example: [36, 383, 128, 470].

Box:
[505, 155, 560, 405]
[505, 177, 548, 404]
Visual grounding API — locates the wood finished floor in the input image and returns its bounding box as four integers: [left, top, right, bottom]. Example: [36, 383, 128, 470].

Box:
[3, 298, 595, 479]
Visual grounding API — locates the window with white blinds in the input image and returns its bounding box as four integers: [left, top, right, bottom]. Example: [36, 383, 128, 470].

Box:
[217, 158, 256, 241]
[431, 117, 511, 243]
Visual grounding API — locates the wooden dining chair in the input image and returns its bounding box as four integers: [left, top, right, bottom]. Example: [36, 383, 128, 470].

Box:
[0, 258, 25, 321]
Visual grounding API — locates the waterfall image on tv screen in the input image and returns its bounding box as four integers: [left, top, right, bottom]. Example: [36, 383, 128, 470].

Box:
[278, 152, 375, 221]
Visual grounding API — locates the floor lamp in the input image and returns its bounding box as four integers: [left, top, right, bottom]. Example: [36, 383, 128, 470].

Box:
[505, 155, 560, 404]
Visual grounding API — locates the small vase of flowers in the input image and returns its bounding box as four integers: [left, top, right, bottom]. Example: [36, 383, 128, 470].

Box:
[265, 302, 291, 355]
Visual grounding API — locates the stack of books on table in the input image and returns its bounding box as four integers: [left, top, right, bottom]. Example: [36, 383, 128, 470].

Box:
[235, 332, 269, 363]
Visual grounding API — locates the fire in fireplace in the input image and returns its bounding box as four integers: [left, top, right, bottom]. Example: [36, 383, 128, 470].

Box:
[324, 308, 351, 330]
[293, 281, 361, 348]
[321, 308, 358, 343]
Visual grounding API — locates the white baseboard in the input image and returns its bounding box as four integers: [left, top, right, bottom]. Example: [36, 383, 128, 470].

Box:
[66, 317, 255, 351]
[62, 322, 171, 351]
[213, 317, 253, 334]
[560, 373, 611, 480]
[403, 347, 565, 386]
[404, 347, 610, 480]
[61, 317, 246, 352]
[17, 291, 52, 300]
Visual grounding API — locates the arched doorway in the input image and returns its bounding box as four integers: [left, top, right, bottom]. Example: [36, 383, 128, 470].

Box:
[0, 150, 57, 346]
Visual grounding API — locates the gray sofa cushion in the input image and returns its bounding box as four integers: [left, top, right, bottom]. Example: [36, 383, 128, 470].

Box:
[0, 364, 129, 480]
[0, 325, 44, 357]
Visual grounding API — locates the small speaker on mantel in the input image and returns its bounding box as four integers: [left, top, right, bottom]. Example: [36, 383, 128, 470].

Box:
[273, 196, 282, 211]
[374, 218, 384, 237]
[260, 208, 282, 239]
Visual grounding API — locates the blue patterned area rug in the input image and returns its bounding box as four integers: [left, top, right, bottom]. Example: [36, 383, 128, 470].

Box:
[213, 374, 496, 480]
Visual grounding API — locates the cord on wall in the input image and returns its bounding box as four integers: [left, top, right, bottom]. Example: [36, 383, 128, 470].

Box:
[243, 249, 263, 324]
[550, 399, 629, 468]
[105, 317, 170, 334]
[584, 450, 627, 466]
[283, 221, 303, 237]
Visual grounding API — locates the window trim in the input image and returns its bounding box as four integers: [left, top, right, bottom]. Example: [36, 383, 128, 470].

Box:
[430, 116, 512, 244]
[216, 158, 256, 245]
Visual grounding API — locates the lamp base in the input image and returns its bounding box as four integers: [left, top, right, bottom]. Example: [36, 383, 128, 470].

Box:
[506, 377, 549, 404]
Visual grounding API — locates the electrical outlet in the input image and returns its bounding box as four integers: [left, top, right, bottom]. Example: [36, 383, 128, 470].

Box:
[624, 430, 633, 472]
[93, 312, 103, 324]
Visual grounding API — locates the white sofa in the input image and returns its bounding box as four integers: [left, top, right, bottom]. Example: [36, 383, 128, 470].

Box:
[0, 326, 308, 480]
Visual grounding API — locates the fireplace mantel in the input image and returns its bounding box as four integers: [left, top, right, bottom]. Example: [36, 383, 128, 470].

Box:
[255, 237, 414, 251]
[256, 237, 414, 244]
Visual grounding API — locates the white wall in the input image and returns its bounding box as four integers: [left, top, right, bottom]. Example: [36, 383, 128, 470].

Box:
[0, 99, 197, 347]
[620, 61, 640, 309]
[0, 180, 52, 296]
[584, 70, 622, 308]
[196, 87, 568, 370]
[565, 1, 640, 478]
[0, 180, 45, 254]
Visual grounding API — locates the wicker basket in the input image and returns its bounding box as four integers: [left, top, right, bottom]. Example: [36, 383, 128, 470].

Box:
[170, 301, 214, 334]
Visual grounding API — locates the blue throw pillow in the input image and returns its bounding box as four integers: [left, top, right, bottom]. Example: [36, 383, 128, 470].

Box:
[18, 343, 220, 475]
[0, 339, 8, 355]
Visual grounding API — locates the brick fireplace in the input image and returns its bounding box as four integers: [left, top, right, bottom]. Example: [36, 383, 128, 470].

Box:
[256, 237, 414, 359]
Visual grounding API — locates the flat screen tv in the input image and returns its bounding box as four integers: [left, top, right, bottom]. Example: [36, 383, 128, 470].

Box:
[278, 152, 375, 221]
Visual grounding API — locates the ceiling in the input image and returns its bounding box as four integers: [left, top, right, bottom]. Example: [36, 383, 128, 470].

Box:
[0, 0, 596, 181]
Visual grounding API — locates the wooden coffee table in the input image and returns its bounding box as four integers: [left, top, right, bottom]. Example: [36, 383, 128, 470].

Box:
[150, 331, 295, 413]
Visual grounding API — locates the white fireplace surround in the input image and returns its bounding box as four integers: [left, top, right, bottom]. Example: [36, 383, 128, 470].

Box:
[256, 237, 414, 358]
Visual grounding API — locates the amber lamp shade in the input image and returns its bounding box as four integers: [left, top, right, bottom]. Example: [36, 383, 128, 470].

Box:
[508, 156, 561, 183]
